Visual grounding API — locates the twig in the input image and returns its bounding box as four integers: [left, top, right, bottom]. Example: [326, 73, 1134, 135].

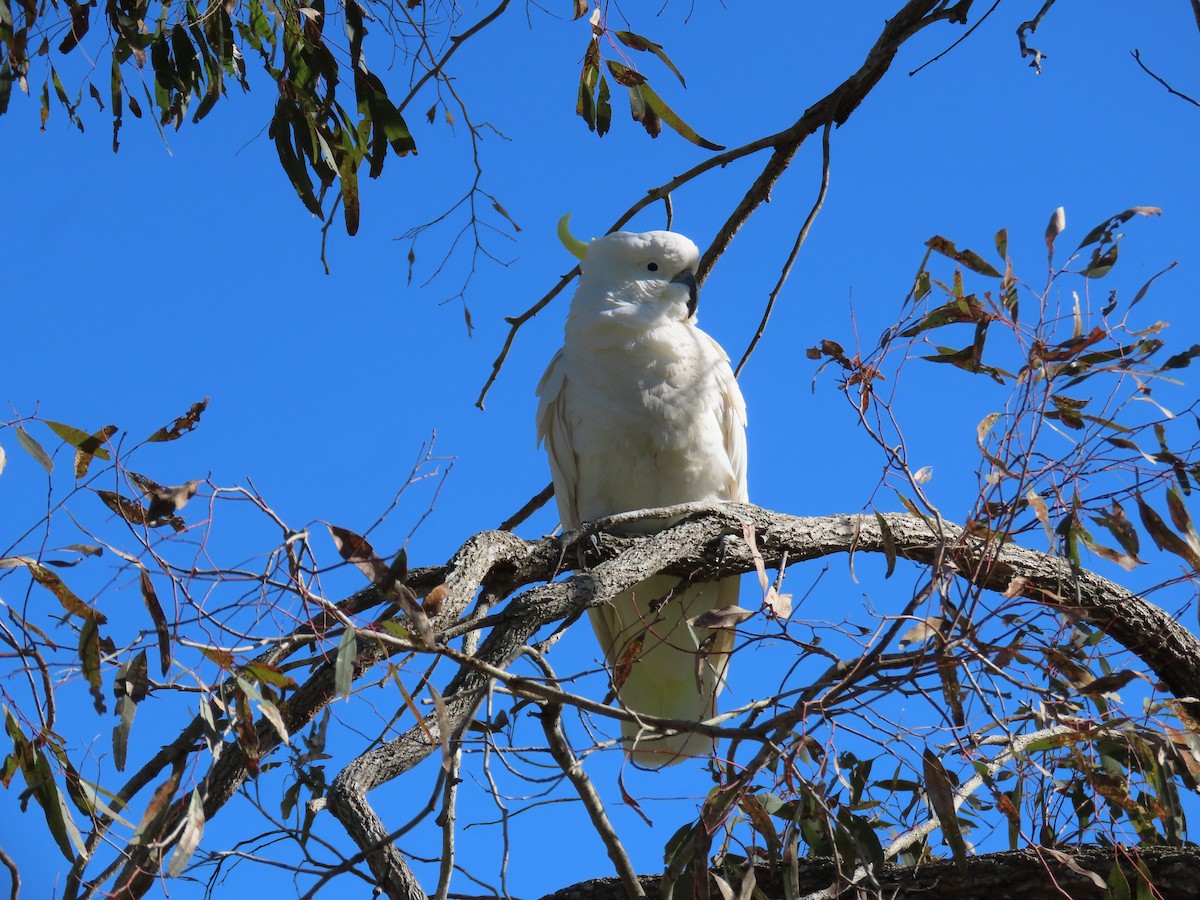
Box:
[498, 482, 554, 532]
[0, 845, 19, 900]
[735, 119, 832, 378]
[396, 0, 511, 115]
[475, 270, 578, 409]
[908, 0, 1002, 77]
[320, 192, 343, 275]
[1130, 49, 1200, 109]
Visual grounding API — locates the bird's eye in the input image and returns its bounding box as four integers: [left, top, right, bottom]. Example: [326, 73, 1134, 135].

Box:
[646, 262, 659, 272]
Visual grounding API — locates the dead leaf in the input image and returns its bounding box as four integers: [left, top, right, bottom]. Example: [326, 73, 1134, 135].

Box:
[898, 616, 944, 649]
[423, 583, 450, 616]
[607, 634, 644, 702]
[146, 481, 201, 522]
[690, 605, 754, 630]
[1042, 847, 1106, 889]
[326, 523, 388, 583]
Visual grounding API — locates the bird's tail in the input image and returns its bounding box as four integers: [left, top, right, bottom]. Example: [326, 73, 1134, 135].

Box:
[589, 574, 738, 768]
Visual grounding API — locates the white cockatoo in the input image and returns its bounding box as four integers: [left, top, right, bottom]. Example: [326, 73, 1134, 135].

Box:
[536, 215, 748, 766]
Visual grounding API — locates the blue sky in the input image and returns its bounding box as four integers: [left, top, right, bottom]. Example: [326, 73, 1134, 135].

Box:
[3, 2, 1200, 897]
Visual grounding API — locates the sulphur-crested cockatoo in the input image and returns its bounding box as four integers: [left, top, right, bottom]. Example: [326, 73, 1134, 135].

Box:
[536, 215, 748, 767]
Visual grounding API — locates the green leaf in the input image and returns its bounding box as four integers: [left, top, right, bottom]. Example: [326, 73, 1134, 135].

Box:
[344, 0, 363, 68]
[634, 79, 723, 150]
[165, 789, 205, 877]
[0, 69, 12, 116]
[613, 31, 686, 86]
[899, 297, 993, 337]
[15, 425, 53, 473]
[595, 74, 611, 137]
[994, 227, 1008, 260]
[192, 84, 219, 122]
[271, 101, 324, 216]
[79, 617, 105, 713]
[112, 652, 147, 771]
[1129, 261, 1177, 311]
[1081, 242, 1118, 279]
[44, 420, 113, 460]
[922, 748, 968, 870]
[34, 747, 82, 860]
[913, 269, 931, 301]
[363, 72, 415, 156]
[1161, 344, 1200, 370]
[1136, 493, 1200, 572]
[339, 146, 360, 236]
[335, 626, 356, 698]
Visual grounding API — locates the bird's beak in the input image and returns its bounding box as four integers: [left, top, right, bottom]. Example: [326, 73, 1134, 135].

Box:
[671, 269, 699, 318]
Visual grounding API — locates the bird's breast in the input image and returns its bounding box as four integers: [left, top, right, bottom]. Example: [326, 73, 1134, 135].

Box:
[559, 324, 737, 525]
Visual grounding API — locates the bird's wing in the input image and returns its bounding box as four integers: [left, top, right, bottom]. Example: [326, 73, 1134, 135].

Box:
[708, 334, 749, 503]
[535, 350, 580, 529]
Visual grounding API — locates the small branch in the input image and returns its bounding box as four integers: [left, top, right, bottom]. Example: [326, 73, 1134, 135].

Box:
[1131, 49, 1200, 109]
[1016, 0, 1058, 73]
[908, 0, 1002, 76]
[396, 0, 511, 116]
[475, 270, 578, 409]
[0, 844, 19, 900]
[541, 703, 645, 899]
[735, 119, 832, 377]
[498, 481, 554, 532]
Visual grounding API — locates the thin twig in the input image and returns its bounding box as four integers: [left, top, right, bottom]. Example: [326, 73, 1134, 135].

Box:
[498, 482, 554, 532]
[475, 270, 577, 409]
[735, 119, 832, 377]
[396, 0, 511, 115]
[908, 0, 1001, 77]
[1130, 49, 1200, 109]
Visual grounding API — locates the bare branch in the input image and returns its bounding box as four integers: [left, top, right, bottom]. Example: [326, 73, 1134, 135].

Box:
[541, 702, 645, 899]
[735, 119, 832, 378]
[1016, 0, 1059, 73]
[1131, 49, 1200, 109]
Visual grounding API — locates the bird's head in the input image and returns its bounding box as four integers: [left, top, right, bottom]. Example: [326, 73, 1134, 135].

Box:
[558, 214, 701, 329]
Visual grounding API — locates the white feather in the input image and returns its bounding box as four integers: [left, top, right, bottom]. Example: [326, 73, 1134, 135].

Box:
[536, 227, 748, 766]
